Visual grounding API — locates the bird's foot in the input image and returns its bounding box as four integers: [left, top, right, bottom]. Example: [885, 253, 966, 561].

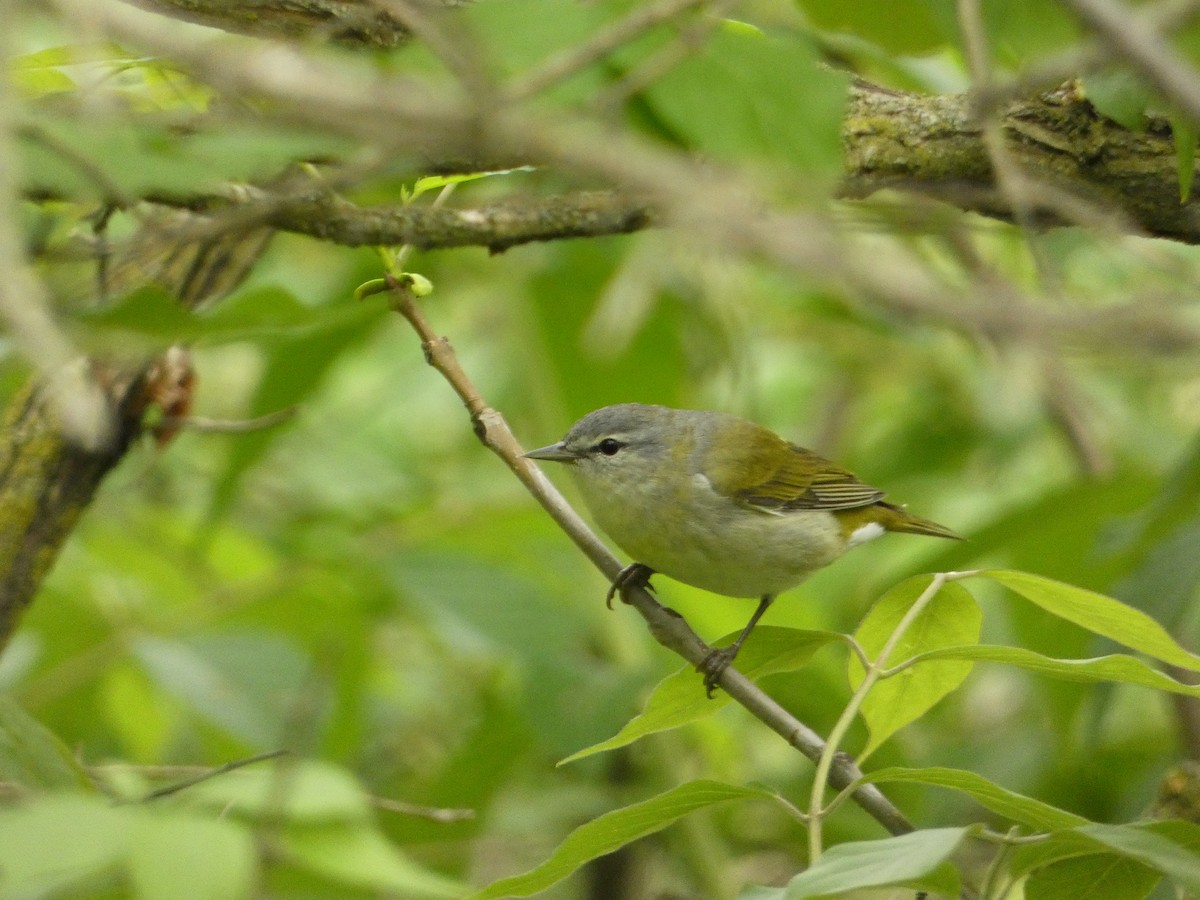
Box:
[697, 646, 738, 698]
[605, 562, 655, 609]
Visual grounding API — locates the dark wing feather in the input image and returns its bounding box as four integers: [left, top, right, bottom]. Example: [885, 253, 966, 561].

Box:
[704, 421, 885, 512]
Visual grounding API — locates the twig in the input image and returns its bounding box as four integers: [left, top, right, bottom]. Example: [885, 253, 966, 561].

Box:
[135, 748, 288, 802]
[372, 797, 476, 822]
[160, 406, 299, 434]
[508, 0, 709, 102]
[806, 572, 966, 862]
[386, 278, 914, 838]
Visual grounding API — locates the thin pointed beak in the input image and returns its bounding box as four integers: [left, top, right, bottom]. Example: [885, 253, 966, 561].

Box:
[523, 442, 580, 463]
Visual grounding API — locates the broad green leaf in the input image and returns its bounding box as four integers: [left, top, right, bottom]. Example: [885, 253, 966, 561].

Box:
[641, 24, 848, 177]
[0, 795, 130, 895]
[129, 813, 256, 900]
[857, 766, 1087, 831]
[783, 827, 972, 898]
[1079, 822, 1200, 892]
[186, 759, 374, 824]
[983, 570, 1200, 671]
[560, 627, 839, 764]
[1024, 852, 1160, 900]
[279, 823, 465, 898]
[851, 576, 981, 756]
[901, 644, 1200, 696]
[0, 695, 92, 790]
[471, 780, 773, 899]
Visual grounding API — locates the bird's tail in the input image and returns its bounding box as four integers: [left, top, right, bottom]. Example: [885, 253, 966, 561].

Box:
[877, 502, 963, 541]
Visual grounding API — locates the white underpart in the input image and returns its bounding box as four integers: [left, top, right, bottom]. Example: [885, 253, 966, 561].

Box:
[846, 521, 886, 548]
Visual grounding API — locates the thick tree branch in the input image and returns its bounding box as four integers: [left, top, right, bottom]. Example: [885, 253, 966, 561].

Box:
[842, 79, 1200, 242]
[0, 362, 158, 649]
[261, 189, 656, 252]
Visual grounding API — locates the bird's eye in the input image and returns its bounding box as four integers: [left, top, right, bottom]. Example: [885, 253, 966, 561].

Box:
[596, 438, 624, 456]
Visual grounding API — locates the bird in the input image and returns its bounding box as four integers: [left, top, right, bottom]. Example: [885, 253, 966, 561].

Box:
[525, 403, 961, 695]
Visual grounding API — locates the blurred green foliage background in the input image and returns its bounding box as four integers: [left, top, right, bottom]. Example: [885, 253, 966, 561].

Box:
[2, 0, 1200, 897]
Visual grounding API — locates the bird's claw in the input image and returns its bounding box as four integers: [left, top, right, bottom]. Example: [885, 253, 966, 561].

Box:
[697, 646, 736, 698]
[605, 563, 655, 609]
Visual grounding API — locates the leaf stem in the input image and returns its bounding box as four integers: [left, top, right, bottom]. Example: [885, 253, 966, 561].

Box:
[807, 571, 968, 862]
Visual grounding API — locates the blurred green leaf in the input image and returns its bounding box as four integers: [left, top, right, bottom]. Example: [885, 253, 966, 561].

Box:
[782, 827, 972, 899]
[640, 24, 848, 176]
[128, 813, 256, 900]
[19, 112, 348, 201]
[278, 823, 467, 898]
[1171, 113, 1197, 203]
[982, 0, 1082, 68]
[1085, 71, 1151, 132]
[0, 795, 130, 896]
[185, 758, 374, 823]
[209, 293, 386, 522]
[132, 633, 309, 749]
[797, 0, 950, 54]
[983, 570, 1200, 671]
[560, 627, 839, 764]
[856, 766, 1088, 831]
[471, 780, 773, 899]
[851, 576, 981, 757]
[0, 695, 92, 791]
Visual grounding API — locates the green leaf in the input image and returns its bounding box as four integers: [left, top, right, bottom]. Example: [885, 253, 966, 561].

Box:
[186, 759, 374, 824]
[0, 795, 130, 895]
[560, 627, 839, 764]
[641, 24, 848, 177]
[982, 570, 1200, 671]
[132, 634, 307, 749]
[1079, 822, 1200, 892]
[279, 823, 466, 898]
[128, 813, 256, 900]
[0, 695, 92, 790]
[857, 766, 1087, 831]
[19, 112, 348, 201]
[1085, 70, 1151, 131]
[902, 644, 1200, 696]
[850, 576, 982, 756]
[1171, 112, 1198, 203]
[471, 780, 773, 899]
[782, 827, 972, 898]
[1025, 852, 1160, 900]
[797, 0, 950, 55]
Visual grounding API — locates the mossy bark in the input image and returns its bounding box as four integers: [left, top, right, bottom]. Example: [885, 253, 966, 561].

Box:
[843, 80, 1200, 242]
[0, 364, 151, 650]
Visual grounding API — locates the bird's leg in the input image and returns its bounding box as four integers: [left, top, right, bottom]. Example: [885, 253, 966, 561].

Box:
[606, 562, 656, 609]
[698, 594, 775, 697]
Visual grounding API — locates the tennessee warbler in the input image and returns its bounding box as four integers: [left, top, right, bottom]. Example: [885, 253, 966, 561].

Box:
[525, 403, 961, 694]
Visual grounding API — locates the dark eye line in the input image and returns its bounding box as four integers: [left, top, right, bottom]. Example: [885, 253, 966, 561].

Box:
[594, 438, 624, 456]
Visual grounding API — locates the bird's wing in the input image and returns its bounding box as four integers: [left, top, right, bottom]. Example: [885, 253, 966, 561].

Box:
[704, 422, 885, 512]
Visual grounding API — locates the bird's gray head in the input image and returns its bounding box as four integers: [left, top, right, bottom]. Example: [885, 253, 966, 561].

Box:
[524, 403, 678, 470]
